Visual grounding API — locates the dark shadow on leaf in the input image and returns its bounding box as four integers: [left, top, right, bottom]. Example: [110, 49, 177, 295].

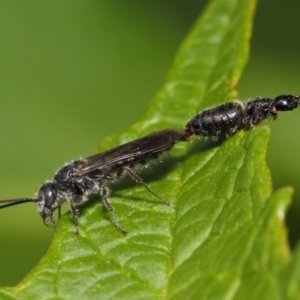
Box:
[185, 138, 222, 156]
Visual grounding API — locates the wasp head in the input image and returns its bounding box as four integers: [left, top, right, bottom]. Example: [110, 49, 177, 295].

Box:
[36, 182, 58, 228]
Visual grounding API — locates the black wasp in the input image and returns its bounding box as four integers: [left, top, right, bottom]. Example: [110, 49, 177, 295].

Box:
[0, 94, 299, 234]
[0, 129, 183, 234]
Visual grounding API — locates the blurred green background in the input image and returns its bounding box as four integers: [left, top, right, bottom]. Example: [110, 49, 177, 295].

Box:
[0, 0, 299, 286]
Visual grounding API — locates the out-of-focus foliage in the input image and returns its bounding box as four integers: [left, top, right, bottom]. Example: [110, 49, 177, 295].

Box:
[0, 0, 299, 288]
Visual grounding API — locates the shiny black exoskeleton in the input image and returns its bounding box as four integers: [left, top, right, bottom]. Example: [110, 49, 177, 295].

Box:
[0, 94, 299, 234]
[182, 95, 300, 140]
[0, 129, 183, 234]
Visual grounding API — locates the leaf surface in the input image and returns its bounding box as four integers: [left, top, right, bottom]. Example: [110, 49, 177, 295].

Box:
[1, 0, 300, 299]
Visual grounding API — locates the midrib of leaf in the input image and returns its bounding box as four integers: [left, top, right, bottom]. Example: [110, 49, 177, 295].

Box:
[1, 0, 300, 299]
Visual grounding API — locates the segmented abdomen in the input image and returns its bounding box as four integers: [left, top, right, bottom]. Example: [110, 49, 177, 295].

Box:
[184, 102, 245, 138]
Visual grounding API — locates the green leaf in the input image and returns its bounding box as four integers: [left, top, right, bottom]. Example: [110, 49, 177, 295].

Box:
[1, 0, 300, 299]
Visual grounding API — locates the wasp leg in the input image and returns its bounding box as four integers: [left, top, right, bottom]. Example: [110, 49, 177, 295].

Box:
[69, 199, 80, 235]
[100, 184, 127, 235]
[124, 166, 170, 206]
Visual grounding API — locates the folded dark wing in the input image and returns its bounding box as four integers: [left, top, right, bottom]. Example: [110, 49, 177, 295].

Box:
[74, 129, 183, 176]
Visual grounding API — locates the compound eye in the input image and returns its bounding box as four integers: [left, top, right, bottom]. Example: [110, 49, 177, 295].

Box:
[45, 189, 56, 207]
[40, 183, 57, 209]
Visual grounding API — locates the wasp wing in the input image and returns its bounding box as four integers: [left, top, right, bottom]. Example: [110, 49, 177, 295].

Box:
[73, 129, 183, 176]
